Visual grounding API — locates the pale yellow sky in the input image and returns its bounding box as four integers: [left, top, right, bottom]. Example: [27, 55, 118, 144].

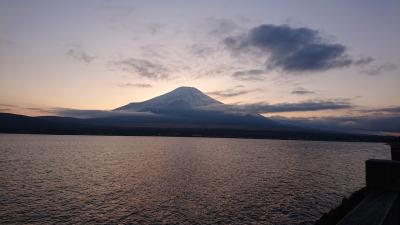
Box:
[1, 0, 399, 118]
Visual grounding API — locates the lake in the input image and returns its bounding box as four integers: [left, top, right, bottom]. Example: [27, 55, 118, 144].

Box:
[0, 134, 390, 224]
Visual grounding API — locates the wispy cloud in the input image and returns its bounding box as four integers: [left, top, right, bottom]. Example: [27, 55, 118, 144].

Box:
[65, 45, 97, 64]
[112, 58, 169, 80]
[189, 44, 217, 58]
[96, 2, 135, 30]
[27, 107, 156, 119]
[224, 24, 373, 74]
[291, 87, 315, 95]
[207, 87, 260, 98]
[0, 103, 15, 112]
[118, 83, 153, 88]
[361, 63, 397, 75]
[207, 18, 241, 37]
[232, 69, 266, 81]
[361, 106, 400, 114]
[0, 103, 14, 107]
[146, 23, 164, 35]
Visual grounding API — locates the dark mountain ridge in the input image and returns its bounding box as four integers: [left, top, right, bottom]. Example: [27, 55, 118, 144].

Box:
[0, 112, 395, 142]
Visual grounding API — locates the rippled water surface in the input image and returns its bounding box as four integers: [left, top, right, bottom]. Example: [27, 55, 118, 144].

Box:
[0, 134, 390, 224]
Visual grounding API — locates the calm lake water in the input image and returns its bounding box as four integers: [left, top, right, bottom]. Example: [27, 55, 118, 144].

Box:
[0, 134, 390, 225]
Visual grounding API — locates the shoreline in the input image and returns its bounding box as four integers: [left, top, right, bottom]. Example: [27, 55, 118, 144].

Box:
[0, 129, 395, 143]
[314, 188, 366, 225]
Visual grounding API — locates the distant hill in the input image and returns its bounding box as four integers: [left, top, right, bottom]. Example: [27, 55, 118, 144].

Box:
[0, 112, 395, 142]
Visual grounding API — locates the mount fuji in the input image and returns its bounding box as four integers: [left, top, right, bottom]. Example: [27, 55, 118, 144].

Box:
[115, 86, 223, 112]
[0, 86, 393, 141]
[104, 86, 283, 129]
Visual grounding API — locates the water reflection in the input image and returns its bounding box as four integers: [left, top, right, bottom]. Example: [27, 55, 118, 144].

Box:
[0, 134, 389, 224]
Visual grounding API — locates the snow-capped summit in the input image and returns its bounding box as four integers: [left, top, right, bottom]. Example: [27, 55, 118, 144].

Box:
[114, 86, 223, 112]
[111, 86, 281, 129]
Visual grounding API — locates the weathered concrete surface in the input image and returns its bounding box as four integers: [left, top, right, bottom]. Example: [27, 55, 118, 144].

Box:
[366, 159, 400, 192]
[316, 141, 400, 225]
[337, 191, 399, 225]
[314, 188, 366, 225]
[391, 141, 400, 161]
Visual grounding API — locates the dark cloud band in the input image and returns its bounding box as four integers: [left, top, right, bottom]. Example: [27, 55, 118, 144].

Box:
[273, 115, 400, 133]
[206, 100, 352, 114]
[225, 24, 373, 74]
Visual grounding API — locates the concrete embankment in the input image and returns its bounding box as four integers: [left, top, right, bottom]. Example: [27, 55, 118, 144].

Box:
[314, 188, 366, 225]
[315, 139, 400, 225]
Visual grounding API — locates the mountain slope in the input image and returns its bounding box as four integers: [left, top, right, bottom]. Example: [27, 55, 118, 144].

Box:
[115, 86, 222, 112]
[111, 86, 284, 129]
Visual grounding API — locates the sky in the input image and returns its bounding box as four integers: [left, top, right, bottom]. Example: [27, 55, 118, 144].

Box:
[0, 0, 399, 133]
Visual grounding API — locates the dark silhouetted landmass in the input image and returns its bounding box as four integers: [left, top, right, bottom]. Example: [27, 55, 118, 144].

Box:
[0, 113, 395, 142]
